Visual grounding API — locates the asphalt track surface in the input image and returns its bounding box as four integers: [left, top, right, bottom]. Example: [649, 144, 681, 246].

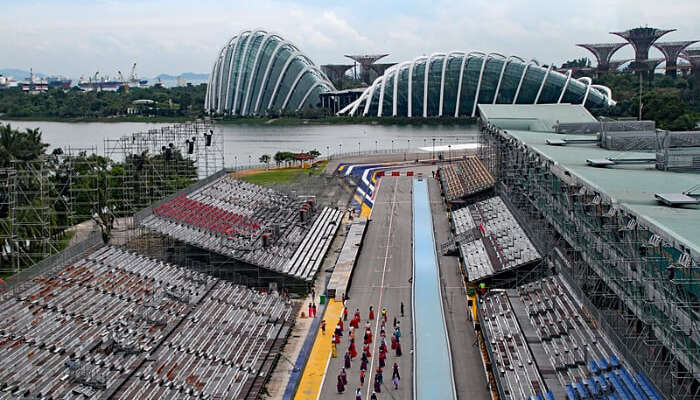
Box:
[318, 170, 490, 400]
[319, 176, 414, 399]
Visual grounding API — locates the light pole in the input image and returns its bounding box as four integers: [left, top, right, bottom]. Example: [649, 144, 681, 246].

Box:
[358, 141, 361, 155]
[339, 143, 342, 156]
[405, 139, 410, 161]
[448, 144, 452, 163]
[248, 154, 252, 168]
[375, 140, 378, 153]
[327, 145, 330, 161]
[391, 139, 394, 153]
[432, 138, 436, 161]
[234, 155, 238, 175]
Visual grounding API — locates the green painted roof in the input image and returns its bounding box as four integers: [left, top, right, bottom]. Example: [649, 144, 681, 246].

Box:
[480, 104, 700, 256]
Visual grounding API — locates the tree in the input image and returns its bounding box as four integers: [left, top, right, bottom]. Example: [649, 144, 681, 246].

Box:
[307, 149, 321, 159]
[0, 124, 49, 167]
[561, 57, 591, 69]
[259, 154, 271, 169]
[273, 152, 285, 167]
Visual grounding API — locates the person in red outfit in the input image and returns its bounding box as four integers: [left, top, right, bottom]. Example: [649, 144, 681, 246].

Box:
[368, 306, 374, 320]
[349, 338, 358, 358]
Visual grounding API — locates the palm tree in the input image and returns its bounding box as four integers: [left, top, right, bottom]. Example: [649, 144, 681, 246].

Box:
[0, 124, 49, 167]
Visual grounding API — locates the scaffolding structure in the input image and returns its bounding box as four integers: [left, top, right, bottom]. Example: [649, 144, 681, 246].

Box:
[0, 147, 101, 275]
[478, 121, 700, 399]
[103, 120, 223, 220]
[3, 120, 223, 277]
[0, 168, 17, 273]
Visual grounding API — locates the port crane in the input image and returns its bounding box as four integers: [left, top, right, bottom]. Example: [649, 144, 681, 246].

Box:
[129, 63, 138, 82]
[118, 70, 129, 94]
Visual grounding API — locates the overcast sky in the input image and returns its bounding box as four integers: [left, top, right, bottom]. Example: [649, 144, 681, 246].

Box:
[3, 0, 700, 78]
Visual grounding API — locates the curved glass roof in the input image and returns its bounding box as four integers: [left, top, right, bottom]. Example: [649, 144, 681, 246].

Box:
[339, 52, 614, 117]
[205, 29, 335, 116]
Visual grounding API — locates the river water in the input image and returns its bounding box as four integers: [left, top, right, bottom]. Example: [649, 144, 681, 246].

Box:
[0, 120, 478, 167]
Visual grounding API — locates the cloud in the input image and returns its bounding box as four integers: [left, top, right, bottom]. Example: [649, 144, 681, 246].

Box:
[1, 0, 699, 78]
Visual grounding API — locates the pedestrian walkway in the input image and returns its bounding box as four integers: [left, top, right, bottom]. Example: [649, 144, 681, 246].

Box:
[412, 177, 457, 400]
[294, 299, 345, 400]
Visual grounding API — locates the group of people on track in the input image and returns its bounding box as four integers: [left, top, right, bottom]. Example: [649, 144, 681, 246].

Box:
[325, 302, 405, 399]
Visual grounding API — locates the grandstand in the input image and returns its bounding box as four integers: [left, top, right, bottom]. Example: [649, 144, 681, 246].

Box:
[141, 174, 344, 282]
[452, 196, 541, 282]
[438, 157, 495, 204]
[479, 275, 664, 400]
[476, 104, 699, 399]
[0, 245, 293, 400]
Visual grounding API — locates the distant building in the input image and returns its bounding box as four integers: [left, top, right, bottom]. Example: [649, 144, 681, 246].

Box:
[340, 52, 613, 118]
[177, 76, 187, 87]
[205, 29, 334, 116]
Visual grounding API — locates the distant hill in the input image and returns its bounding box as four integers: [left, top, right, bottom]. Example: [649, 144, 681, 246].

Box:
[0, 69, 46, 79]
[0, 68, 209, 86]
[153, 72, 209, 81]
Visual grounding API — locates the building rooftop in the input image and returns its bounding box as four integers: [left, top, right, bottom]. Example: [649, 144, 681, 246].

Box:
[479, 104, 700, 256]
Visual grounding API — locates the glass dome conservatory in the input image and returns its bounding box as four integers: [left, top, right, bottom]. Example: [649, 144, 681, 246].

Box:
[339, 52, 614, 117]
[205, 29, 335, 116]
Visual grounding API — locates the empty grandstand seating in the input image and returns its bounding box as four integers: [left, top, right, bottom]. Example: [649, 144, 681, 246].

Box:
[477, 275, 663, 400]
[0, 246, 294, 400]
[480, 290, 550, 400]
[452, 196, 540, 282]
[141, 175, 343, 281]
[439, 157, 495, 202]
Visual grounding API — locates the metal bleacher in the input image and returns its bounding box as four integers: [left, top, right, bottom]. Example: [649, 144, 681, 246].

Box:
[478, 275, 664, 400]
[480, 290, 550, 400]
[0, 245, 294, 400]
[141, 175, 343, 282]
[439, 157, 495, 202]
[452, 196, 541, 282]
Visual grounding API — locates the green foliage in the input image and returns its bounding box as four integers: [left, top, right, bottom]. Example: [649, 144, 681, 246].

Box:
[592, 74, 700, 131]
[0, 84, 207, 120]
[0, 123, 197, 270]
[561, 57, 591, 69]
[0, 124, 49, 166]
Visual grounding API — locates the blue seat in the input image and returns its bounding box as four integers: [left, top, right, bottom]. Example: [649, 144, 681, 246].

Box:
[575, 380, 590, 399]
[588, 360, 600, 375]
[609, 354, 621, 369]
[544, 391, 556, 400]
[608, 395, 618, 400]
[594, 374, 609, 393]
[635, 373, 663, 400]
[618, 368, 645, 400]
[534, 394, 543, 400]
[565, 384, 577, 400]
[606, 372, 633, 400]
[599, 357, 610, 371]
[586, 377, 600, 397]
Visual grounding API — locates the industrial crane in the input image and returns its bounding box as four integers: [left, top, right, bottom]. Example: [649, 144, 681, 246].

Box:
[129, 63, 137, 82]
[118, 70, 129, 94]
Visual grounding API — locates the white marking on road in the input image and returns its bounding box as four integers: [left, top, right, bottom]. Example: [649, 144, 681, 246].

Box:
[366, 176, 400, 399]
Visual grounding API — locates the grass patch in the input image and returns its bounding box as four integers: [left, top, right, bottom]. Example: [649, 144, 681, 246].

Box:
[241, 161, 327, 186]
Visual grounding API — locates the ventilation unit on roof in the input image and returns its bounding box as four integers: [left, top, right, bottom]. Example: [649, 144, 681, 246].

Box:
[654, 184, 700, 206]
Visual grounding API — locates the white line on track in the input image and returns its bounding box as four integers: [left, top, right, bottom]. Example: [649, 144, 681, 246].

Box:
[366, 176, 400, 399]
